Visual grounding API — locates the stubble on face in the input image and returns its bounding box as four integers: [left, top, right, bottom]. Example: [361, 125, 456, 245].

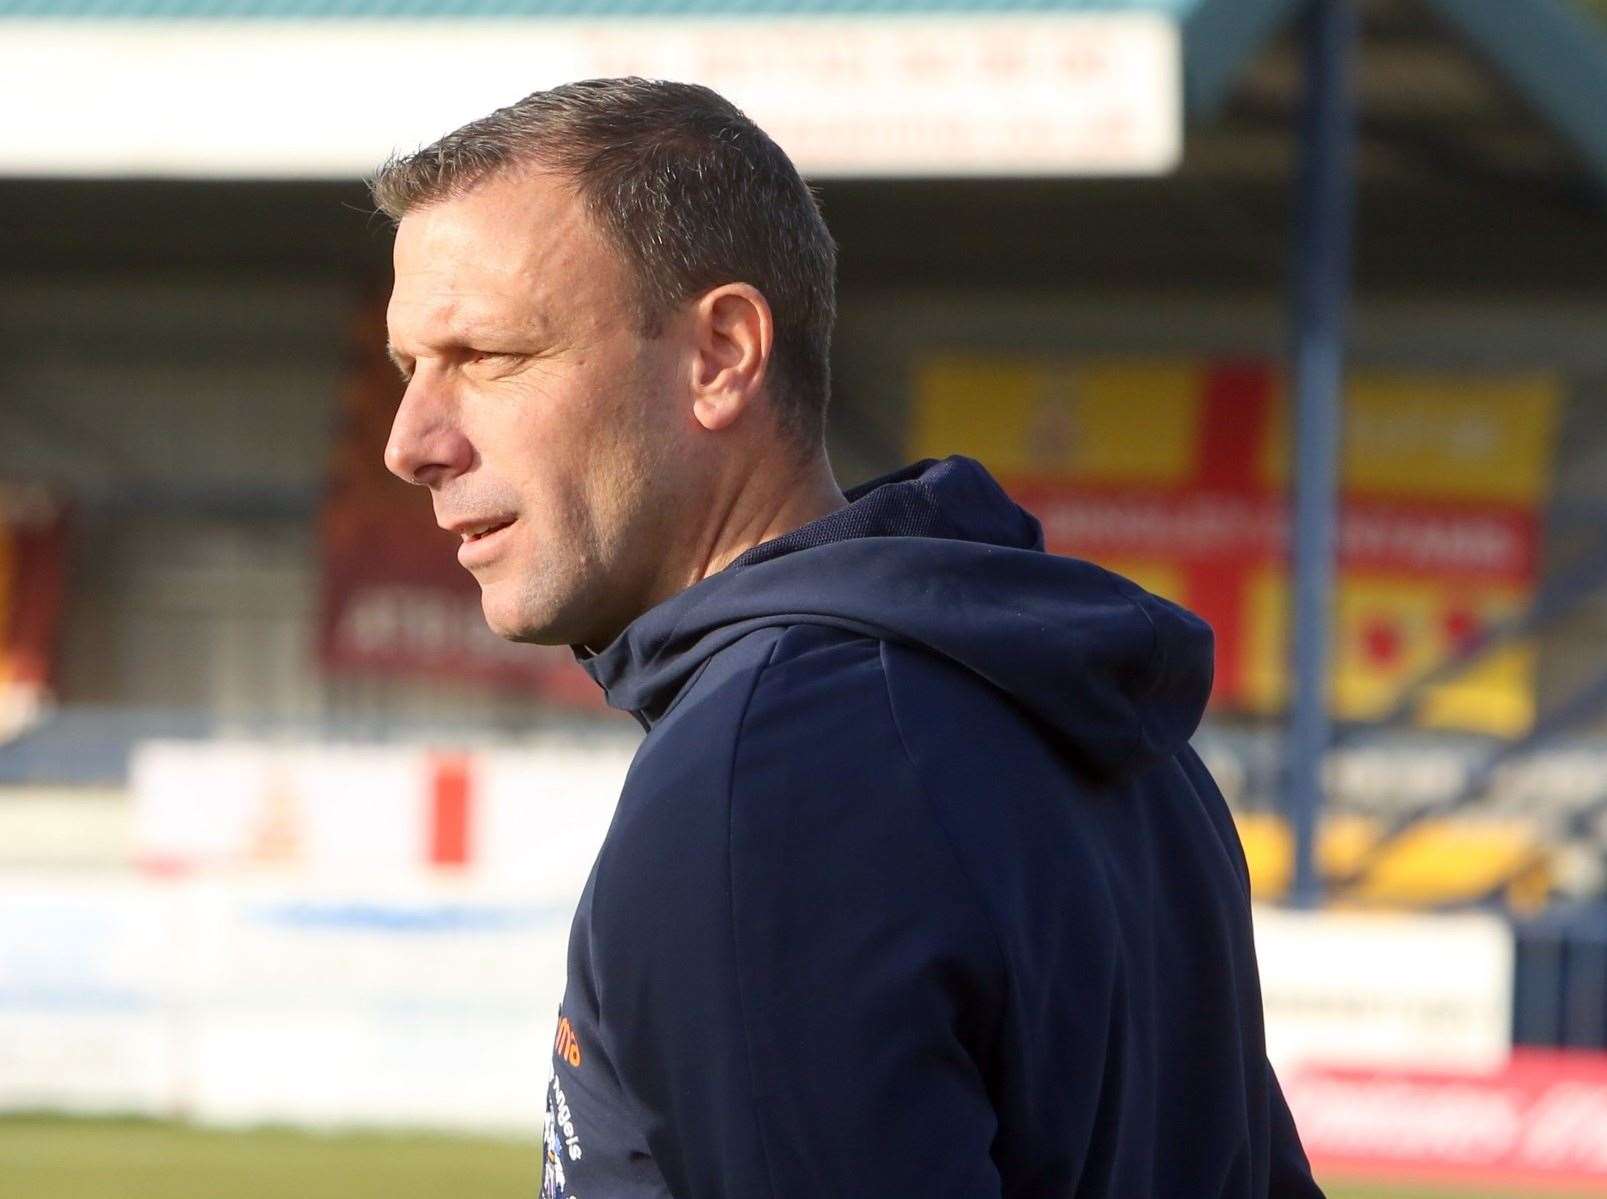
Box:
[385, 167, 694, 648]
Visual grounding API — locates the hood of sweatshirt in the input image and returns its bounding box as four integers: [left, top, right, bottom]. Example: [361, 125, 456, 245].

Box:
[579, 456, 1213, 780]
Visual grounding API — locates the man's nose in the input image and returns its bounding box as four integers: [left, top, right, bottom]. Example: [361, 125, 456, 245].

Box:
[384, 375, 473, 488]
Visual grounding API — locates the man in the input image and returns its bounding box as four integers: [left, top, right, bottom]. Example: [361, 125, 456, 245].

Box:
[378, 78, 1323, 1198]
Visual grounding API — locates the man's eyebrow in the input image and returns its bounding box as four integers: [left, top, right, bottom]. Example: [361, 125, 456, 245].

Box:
[385, 319, 539, 378]
[385, 343, 412, 378]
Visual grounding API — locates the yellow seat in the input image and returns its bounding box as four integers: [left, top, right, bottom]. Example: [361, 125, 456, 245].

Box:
[1234, 811, 1549, 909]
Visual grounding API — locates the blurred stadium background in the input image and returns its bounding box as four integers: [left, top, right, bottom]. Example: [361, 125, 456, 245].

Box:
[3, 0, 1607, 1195]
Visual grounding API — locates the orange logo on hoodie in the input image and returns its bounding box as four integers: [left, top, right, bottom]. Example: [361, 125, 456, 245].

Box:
[554, 1017, 582, 1068]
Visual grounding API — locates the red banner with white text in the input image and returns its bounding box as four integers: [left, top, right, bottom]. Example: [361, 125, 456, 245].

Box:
[1286, 1052, 1607, 1193]
[316, 305, 599, 706]
[0, 486, 66, 740]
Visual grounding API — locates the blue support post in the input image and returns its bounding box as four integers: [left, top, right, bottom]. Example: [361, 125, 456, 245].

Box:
[1285, 0, 1356, 908]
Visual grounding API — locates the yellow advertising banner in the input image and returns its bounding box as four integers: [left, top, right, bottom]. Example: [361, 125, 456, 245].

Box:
[914, 357, 1561, 735]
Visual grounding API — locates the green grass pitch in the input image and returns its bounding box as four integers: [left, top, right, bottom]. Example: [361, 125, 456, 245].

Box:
[0, 1116, 1561, 1198]
[0, 1116, 538, 1199]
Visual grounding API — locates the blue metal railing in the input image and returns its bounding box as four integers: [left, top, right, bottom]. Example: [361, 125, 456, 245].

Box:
[1513, 901, 1607, 1050]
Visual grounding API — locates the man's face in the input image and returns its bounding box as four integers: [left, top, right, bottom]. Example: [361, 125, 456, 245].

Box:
[384, 169, 693, 647]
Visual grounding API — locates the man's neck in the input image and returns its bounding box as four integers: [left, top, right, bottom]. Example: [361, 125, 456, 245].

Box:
[694, 452, 847, 585]
[581, 452, 848, 653]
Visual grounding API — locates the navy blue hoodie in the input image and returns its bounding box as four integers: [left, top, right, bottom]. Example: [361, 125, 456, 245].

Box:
[543, 457, 1322, 1198]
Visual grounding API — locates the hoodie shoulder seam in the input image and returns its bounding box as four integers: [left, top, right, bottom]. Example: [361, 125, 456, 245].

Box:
[722, 635, 788, 1199]
[874, 639, 1012, 1029]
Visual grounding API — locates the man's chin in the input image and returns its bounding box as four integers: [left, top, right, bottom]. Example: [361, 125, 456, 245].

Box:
[482, 609, 564, 647]
[479, 592, 577, 648]
[500, 627, 570, 647]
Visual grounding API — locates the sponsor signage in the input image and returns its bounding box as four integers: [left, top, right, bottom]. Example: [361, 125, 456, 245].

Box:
[1287, 1052, 1607, 1192]
[915, 357, 1562, 733]
[0, 873, 574, 1132]
[0, 878, 179, 1115]
[0, 14, 1179, 178]
[1254, 907, 1514, 1074]
[130, 739, 632, 888]
[319, 511, 598, 700]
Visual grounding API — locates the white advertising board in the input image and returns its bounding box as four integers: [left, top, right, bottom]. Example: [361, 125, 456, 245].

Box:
[130, 739, 631, 891]
[0, 14, 1179, 178]
[0, 873, 574, 1132]
[181, 877, 572, 1130]
[2, 878, 1520, 1130]
[0, 877, 182, 1114]
[1255, 906, 1515, 1074]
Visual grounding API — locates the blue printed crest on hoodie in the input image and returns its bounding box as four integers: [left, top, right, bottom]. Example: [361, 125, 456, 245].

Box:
[544, 457, 1323, 1198]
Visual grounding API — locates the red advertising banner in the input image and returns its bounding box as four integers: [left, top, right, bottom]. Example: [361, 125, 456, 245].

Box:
[1286, 1051, 1607, 1193]
[0, 486, 67, 740]
[316, 305, 599, 706]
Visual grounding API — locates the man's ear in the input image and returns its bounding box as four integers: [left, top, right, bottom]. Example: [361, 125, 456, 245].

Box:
[689, 283, 773, 433]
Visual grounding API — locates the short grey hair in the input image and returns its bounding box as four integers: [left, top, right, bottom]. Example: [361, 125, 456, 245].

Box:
[372, 77, 838, 450]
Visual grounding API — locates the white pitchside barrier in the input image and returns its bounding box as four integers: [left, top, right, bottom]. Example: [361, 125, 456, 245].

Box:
[0, 739, 637, 1130]
[1, 737, 1539, 1143]
[0, 871, 571, 1132]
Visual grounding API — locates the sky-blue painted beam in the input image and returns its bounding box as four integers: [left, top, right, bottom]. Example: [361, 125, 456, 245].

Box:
[1181, 0, 1300, 122]
[1422, 0, 1607, 197]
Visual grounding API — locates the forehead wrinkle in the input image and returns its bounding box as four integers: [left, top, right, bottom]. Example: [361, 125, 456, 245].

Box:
[390, 297, 555, 361]
[385, 290, 462, 357]
[390, 171, 612, 352]
[392, 273, 534, 335]
[414, 251, 558, 332]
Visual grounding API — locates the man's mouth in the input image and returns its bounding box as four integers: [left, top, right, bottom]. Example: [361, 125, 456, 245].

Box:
[463, 519, 514, 543]
[455, 517, 517, 567]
